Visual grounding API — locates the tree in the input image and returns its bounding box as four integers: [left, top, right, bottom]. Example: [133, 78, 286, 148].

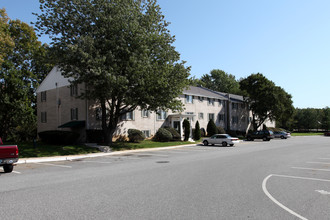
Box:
[183, 119, 190, 141]
[239, 73, 294, 130]
[0, 8, 14, 66]
[321, 107, 330, 131]
[207, 119, 217, 136]
[0, 9, 52, 141]
[200, 69, 242, 94]
[194, 120, 201, 140]
[35, 0, 190, 145]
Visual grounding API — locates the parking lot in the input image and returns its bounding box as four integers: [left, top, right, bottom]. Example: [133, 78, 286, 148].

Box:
[1, 136, 330, 219]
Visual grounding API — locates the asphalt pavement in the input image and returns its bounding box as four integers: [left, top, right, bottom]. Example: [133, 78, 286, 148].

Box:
[1, 136, 329, 220]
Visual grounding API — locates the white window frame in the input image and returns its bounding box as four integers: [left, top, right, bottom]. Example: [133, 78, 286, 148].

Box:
[71, 108, 78, 120]
[70, 84, 78, 96]
[121, 111, 135, 121]
[157, 110, 167, 120]
[142, 130, 151, 138]
[141, 109, 149, 118]
[218, 113, 225, 121]
[41, 91, 46, 102]
[208, 98, 215, 106]
[208, 113, 215, 121]
[198, 112, 204, 120]
[185, 95, 193, 104]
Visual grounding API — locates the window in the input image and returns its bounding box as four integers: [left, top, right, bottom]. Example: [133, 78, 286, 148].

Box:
[198, 96, 204, 102]
[232, 116, 238, 124]
[218, 114, 225, 121]
[242, 116, 246, 122]
[41, 112, 47, 123]
[218, 99, 223, 106]
[198, 112, 204, 120]
[71, 108, 78, 120]
[208, 113, 215, 121]
[41, 91, 46, 102]
[96, 108, 102, 120]
[142, 130, 151, 138]
[141, 109, 149, 118]
[185, 95, 193, 104]
[232, 103, 238, 110]
[70, 84, 78, 96]
[121, 111, 134, 121]
[186, 112, 194, 121]
[241, 103, 246, 109]
[208, 98, 215, 106]
[157, 110, 167, 120]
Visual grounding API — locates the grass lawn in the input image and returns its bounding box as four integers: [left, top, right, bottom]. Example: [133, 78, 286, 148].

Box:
[291, 132, 324, 136]
[13, 142, 100, 158]
[11, 139, 198, 158]
[110, 139, 198, 151]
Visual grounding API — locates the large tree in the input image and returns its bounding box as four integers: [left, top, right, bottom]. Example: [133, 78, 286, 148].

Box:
[35, 0, 190, 145]
[239, 73, 294, 130]
[0, 9, 52, 141]
[0, 8, 14, 66]
[200, 69, 241, 94]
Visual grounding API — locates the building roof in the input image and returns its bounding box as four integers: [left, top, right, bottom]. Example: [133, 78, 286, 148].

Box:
[183, 86, 245, 102]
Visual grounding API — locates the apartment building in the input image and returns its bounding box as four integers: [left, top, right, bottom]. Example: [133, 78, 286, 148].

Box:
[37, 67, 274, 142]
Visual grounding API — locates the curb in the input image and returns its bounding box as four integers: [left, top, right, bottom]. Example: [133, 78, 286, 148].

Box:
[17, 144, 197, 164]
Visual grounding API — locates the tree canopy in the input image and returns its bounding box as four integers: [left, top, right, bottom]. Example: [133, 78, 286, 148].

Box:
[239, 73, 294, 130]
[200, 69, 242, 95]
[0, 9, 52, 141]
[35, 0, 190, 144]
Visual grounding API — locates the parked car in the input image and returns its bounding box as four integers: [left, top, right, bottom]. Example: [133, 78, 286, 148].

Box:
[0, 139, 19, 173]
[325, 132, 330, 136]
[246, 130, 274, 141]
[203, 134, 239, 147]
[273, 131, 291, 139]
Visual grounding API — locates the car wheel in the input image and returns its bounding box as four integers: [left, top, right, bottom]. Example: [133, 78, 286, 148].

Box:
[3, 164, 13, 173]
[263, 137, 267, 141]
[247, 136, 252, 141]
[222, 142, 227, 147]
[280, 136, 285, 139]
[203, 140, 208, 146]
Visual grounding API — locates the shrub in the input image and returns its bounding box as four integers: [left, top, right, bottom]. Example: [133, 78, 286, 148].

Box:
[128, 129, 145, 143]
[165, 128, 181, 141]
[217, 126, 225, 134]
[155, 128, 172, 142]
[207, 120, 217, 136]
[194, 121, 201, 140]
[38, 130, 80, 145]
[86, 129, 104, 143]
[200, 128, 206, 137]
[183, 119, 190, 141]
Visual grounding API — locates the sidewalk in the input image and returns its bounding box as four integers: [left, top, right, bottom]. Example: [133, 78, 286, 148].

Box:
[17, 144, 196, 164]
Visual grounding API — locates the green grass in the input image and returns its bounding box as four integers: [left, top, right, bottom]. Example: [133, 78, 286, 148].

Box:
[291, 132, 324, 136]
[111, 139, 197, 151]
[13, 142, 100, 158]
[10, 139, 198, 158]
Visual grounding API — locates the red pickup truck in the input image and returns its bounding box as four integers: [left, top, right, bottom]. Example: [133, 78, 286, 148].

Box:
[0, 139, 19, 173]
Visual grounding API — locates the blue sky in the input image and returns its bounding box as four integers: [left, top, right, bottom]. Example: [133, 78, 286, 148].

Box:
[2, 0, 330, 108]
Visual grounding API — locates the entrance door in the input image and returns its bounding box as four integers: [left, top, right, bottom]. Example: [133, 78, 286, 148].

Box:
[173, 121, 181, 134]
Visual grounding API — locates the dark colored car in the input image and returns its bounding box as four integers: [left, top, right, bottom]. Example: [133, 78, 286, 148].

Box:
[325, 132, 330, 136]
[246, 130, 274, 141]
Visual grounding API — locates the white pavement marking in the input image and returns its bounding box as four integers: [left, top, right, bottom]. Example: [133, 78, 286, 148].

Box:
[262, 174, 308, 220]
[307, 161, 330, 165]
[315, 190, 330, 195]
[82, 161, 113, 164]
[12, 171, 21, 174]
[292, 167, 330, 172]
[33, 162, 72, 168]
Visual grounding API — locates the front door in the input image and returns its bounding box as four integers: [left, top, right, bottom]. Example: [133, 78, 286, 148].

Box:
[173, 121, 181, 134]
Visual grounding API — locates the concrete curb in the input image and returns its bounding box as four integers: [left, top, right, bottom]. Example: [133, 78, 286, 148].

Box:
[17, 144, 197, 164]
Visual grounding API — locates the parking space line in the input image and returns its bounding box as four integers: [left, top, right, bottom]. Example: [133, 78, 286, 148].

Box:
[12, 171, 21, 174]
[262, 174, 308, 220]
[33, 162, 72, 168]
[292, 167, 330, 172]
[307, 162, 330, 165]
[133, 153, 169, 157]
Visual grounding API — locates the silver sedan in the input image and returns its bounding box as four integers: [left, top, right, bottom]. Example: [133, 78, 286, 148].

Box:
[202, 134, 239, 147]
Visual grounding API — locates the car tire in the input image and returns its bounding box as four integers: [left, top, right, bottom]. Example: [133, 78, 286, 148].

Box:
[3, 164, 13, 173]
[247, 136, 252, 141]
[222, 142, 227, 147]
[263, 137, 267, 141]
[203, 140, 208, 146]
